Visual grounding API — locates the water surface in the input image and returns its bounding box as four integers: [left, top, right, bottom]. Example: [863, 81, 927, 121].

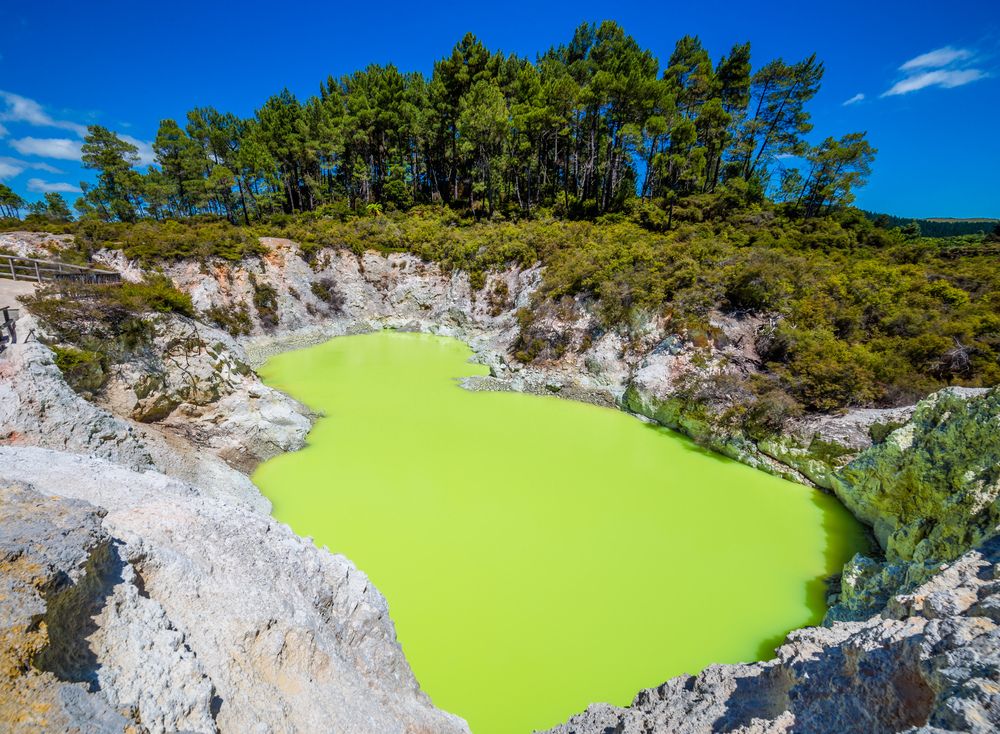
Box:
[253, 331, 867, 733]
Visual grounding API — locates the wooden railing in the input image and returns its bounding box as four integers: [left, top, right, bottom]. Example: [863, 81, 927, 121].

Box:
[0, 253, 121, 284]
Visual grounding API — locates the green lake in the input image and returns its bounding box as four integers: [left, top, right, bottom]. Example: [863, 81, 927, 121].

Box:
[252, 331, 868, 733]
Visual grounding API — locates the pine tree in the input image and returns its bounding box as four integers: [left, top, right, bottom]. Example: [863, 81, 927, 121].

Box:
[80, 125, 142, 222]
[0, 184, 25, 219]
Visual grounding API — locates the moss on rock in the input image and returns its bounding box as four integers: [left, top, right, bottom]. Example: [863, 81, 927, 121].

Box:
[826, 387, 999, 620]
[833, 388, 1000, 565]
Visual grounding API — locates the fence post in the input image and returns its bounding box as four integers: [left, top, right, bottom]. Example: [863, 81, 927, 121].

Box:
[9, 259, 15, 281]
[34, 261, 41, 282]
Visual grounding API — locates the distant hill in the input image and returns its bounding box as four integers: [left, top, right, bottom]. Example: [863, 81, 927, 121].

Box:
[862, 211, 1000, 238]
[923, 218, 999, 223]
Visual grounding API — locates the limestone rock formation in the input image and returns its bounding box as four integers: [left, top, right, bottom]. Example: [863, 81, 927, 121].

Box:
[0, 339, 154, 471]
[96, 312, 313, 469]
[0, 447, 469, 734]
[100, 314, 254, 423]
[0, 484, 140, 734]
[155, 240, 540, 346]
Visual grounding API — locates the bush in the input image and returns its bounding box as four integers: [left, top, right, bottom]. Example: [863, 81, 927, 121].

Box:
[741, 382, 803, 439]
[23, 273, 195, 381]
[633, 201, 671, 232]
[310, 278, 345, 314]
[120, 274, 194, 317]
[205, 303, 253, 336]
[72, 217, 267, 263]
[52, 345, 105, 393]
[23, 283, 155, 388]
[768, 328, 880, 411]
[251, 276, 279, 329]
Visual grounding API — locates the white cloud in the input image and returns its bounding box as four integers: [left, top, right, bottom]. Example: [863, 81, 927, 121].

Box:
[0, 156, 66, 179]
[0, 90, 88, 136]
[0, 161, 23, 179]
[9, 136, 83, 160]
[883, 68, 986, 96]
[120, 134, 155, 166]
[883, 45, 987, 97]
[843, 93, 865, 106]
[26, 178, 82, 194]
[0, 91, 149, 166]
[27, 160, 62, 173]
[10, 132, 152, 167]
[0, 156, 63, 179]
[900, 46, 973, 71]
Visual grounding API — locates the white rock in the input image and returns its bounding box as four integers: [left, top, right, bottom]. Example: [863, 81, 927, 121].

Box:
[0, 447, 469, 734]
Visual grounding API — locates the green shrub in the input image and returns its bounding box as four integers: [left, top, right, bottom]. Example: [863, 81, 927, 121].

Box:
[251, 276, 279, 329]
[52, 345, 105, 393]
[740, 381, 803, 439]
[309, 278, 345, 314]
[72, 217, 267, 263]
[24, 282, 152, 355]
[205, 303, 253, 336]
[120, 274, 194, 317]
[22, 277, 195, 386]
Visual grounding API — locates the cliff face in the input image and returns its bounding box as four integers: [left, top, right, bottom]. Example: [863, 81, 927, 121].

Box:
[173, 237, 929, 494]
[835, 389, 1000, 565]
[2, 232, 999, 733]
[133, 239, 542, 361]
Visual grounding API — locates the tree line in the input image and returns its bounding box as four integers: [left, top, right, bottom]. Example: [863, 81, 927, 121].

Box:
[9, 22, 877, 225]
[861, 211, 1000, 239]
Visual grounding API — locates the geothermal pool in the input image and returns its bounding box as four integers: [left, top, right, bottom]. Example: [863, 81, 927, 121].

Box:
[252, 331, 867, 733]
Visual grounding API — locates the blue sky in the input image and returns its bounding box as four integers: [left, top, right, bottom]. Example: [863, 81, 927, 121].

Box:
[1, 0, 998, 217]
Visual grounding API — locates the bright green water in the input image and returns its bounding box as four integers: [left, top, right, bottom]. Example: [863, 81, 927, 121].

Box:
[252, 331, 867, 733]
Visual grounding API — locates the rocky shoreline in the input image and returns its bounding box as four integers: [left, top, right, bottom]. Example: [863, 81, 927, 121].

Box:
[1, 230, 998, 733]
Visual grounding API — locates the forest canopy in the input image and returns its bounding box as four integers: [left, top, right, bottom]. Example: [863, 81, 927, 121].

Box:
[8, 22, 874, 225]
